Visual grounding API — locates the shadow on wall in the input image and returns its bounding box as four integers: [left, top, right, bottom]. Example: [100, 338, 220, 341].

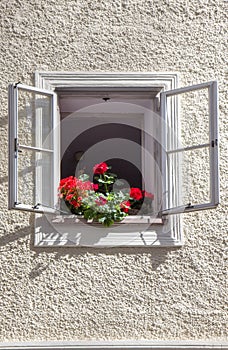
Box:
[0, 113, 9, 129]
[0, 167, 34, 186]
[0, 220, 32, 248]
[0, 215, 179, 281]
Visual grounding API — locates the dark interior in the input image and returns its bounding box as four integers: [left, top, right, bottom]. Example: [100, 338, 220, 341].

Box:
[61, 123, 142, 188]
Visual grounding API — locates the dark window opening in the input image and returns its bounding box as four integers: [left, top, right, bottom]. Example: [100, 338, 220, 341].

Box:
[61, 123, 142, 188]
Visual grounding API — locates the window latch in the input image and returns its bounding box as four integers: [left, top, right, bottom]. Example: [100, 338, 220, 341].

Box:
[211, 139, 218, 147]
[32, 203, 41, 210]
[185, 203, 194, 210]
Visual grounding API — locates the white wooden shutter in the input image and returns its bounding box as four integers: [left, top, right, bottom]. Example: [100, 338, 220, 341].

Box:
[8, 83, 59, 213]
[160, 81, 219, 215]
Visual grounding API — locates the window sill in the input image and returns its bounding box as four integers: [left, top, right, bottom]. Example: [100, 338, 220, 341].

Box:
[51, 215, 164, 225]
[35, 214, 182, 247]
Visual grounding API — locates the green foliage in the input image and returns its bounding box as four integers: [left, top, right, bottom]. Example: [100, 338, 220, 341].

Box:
[81, 190, 129, 227]
[59, 162, 154, 227]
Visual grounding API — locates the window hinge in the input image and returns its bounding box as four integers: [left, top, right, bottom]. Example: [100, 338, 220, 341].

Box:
[14, 138, 22, 153]
[185, 203, 194, 210]
[211, 139, 218, 147]
[14, 138, 18, 152]
[14, 81, 21, 88]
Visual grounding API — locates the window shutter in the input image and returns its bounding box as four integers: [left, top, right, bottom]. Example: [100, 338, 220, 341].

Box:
[160, 81, 219, 215]
[8, 83, 59, 214]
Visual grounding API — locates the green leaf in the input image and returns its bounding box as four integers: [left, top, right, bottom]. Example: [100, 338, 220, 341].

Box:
[108, 173, 117, 178]
[98, 217, 106, 224]
[104, 218, 114, 227]
[97, 179, 107, 184]
[78, 173, 90, 181]
[84, 209, 95, 220]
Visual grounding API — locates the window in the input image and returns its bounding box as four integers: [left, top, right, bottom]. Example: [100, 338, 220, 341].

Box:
[8, 73, 219, 247]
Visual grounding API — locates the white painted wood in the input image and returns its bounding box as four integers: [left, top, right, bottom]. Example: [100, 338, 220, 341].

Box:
[167, 143, 210, 154]
[33, 72, 182, 247]
[53, 92, 60, 212]
[34, 214, 182, 247]
[13, 82, 56, 95]
[35, 72, 179, 91]
[209, 80, 219, 205]
[161, 80, 219, 215]
[8, 83, 58, 214]
[8, 84, 18, 209]
[163, 80, 215, 96]
[12, 203, 56, 214]
[18, 144, 54, 153]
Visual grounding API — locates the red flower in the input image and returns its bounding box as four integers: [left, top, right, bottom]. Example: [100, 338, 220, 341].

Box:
[71, 200, 80, 208]
[66, 193, 74, 201]
[130, 188, 143, 201]
[142, 190, 154, 200]
[93, 184, 99, 191]
[93, 162, 108, 174]
[58, 176, 76, 191]
[95, 196, 108, 206]
[120, 200, 131, 213]
[58, 175, 94, 211]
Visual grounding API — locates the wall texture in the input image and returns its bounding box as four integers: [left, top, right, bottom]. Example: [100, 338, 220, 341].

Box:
[0, 0, 227, 343]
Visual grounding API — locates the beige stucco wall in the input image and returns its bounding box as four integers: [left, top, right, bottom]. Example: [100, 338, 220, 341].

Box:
[0, 0, 227, 343]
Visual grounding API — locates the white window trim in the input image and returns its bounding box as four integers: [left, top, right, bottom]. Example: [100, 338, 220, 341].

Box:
[9, 73, 218, 247]
[8, 83, 58, 214]
[160, 80, 219, 215]
[33, 72, 183, 247]
[35, 71, 179, 92]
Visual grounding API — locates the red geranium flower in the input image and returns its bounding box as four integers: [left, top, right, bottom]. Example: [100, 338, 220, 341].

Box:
[58, 176, 76, 191]
[130, 187, 143, 201]
[95, 196, 108, 206]
[66, 193, 74, 201]
[142, 190, 154, 200]
[71, 200, 80, 208]
[120, 200, 131, 213]
[93, 162, 108, 174]
[93, 184, 99, 191]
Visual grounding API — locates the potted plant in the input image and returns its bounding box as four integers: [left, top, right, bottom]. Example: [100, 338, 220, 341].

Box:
[58, 162, 154, 227]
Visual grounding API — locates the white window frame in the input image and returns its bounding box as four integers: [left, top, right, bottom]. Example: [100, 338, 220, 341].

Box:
[8, 83, 59, 214]
[8, 72, 219, 247]
[160, 80, 219, 215]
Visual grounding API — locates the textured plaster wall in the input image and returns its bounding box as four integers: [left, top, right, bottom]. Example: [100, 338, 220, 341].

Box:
[0, 0, 227, 343]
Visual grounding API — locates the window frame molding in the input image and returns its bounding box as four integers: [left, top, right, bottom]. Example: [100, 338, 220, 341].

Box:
[33, 72, 183, 247]
[35, 71, 179, 92]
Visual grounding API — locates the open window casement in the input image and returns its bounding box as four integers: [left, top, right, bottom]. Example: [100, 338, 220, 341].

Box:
[8, 75, 219, 247]
[8, 83, 59, 214]
[160, 80, 219, 216]
[8, 80, 219, 218]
